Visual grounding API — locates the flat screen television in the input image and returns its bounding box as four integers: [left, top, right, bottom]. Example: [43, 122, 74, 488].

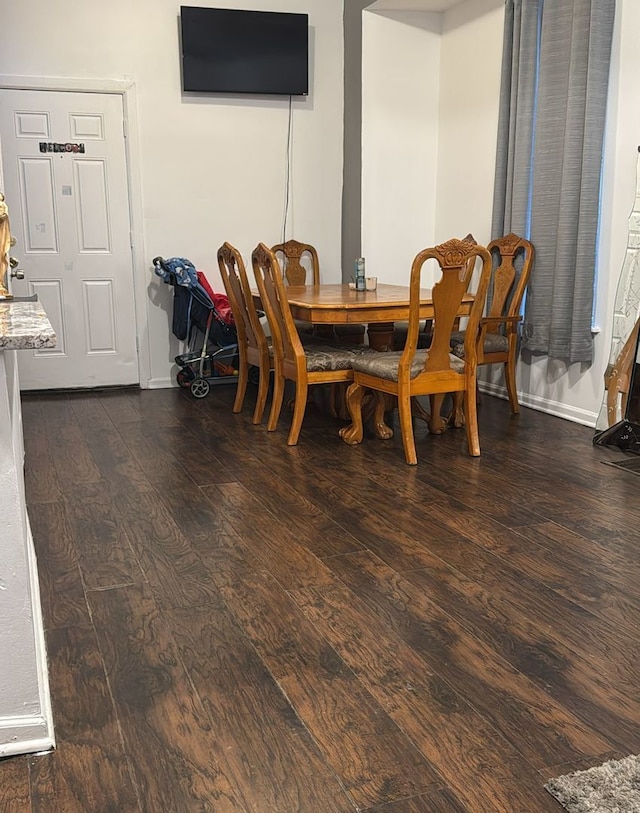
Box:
[180, 6, 309, 96]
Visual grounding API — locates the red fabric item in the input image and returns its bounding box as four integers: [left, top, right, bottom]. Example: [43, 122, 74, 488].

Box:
[197, 270, 234, 325]
[197, 270, 216, 300]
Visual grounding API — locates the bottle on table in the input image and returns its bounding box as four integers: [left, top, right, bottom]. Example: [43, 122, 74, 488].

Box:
[355, 257, 366, 291]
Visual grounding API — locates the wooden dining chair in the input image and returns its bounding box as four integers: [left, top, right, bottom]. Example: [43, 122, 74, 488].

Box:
[217, 242, 272, 425]
[272, 239, 366, 345]
[340, 238, 492, 465]
[272, 239, 320, 286]
[449, 233, 534, 414]
[252, 242, 375, 446]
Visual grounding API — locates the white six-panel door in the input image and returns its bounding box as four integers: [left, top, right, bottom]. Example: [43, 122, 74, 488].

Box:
[0, 89, 138, 389]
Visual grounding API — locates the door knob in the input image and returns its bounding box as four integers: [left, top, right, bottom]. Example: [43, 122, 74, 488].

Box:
[8, 257, 24, 278]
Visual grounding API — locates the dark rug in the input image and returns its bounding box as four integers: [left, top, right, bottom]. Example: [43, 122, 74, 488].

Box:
[545, 755, 640, 812]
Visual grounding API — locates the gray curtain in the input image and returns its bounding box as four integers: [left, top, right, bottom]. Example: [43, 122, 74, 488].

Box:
[492, 0, 541, 238]
[492, 0, 615, 364]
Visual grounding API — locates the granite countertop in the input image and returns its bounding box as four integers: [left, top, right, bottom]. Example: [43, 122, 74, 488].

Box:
[0, 299, 56, 350]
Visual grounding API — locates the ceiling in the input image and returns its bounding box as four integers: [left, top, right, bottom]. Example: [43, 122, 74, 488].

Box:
[365, 0, 465, 11]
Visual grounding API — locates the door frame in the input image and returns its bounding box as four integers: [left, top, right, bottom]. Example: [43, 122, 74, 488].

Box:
[0, 75, 151, 388]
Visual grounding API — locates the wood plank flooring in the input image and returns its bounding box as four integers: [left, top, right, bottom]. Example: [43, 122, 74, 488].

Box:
[2, 384, 640, 812]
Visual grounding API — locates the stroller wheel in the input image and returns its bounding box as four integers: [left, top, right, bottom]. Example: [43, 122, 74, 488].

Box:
[248, 365, 261, 386]
[190, 377, 210, 399]
[177, 369, 194, 389]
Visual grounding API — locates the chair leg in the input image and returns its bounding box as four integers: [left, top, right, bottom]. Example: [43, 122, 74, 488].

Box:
[505, 355, 520, 413]
[287, 380, 308, 445]
[398, 390, 417, 465]
[606, 375, 621, 426]
[621, 388, 630, 420]
[252, 365, 270, 425]
[233, 350, 248, 414]
[428, 393, 447, 434]
[450, 391, 465, 427]
[372, 392, 394, 439]
[464, 385, 481, 456]
[267, 369, 285, 432]
[339, 382, 366, 445]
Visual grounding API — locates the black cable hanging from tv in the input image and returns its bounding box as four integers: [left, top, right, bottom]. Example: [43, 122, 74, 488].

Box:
[282, 95, 293, 245]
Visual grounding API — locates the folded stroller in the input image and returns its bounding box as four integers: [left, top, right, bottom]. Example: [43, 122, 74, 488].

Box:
[153, 256, 239, 398]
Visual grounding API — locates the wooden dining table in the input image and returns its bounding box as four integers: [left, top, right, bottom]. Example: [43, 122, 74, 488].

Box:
[272, 282, 474, 352]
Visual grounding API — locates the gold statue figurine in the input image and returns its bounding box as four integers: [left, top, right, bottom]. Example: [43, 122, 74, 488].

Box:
[0, 193, 14, 299]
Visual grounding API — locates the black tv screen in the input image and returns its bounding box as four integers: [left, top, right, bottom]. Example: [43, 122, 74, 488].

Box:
[180, 6, 309, 95]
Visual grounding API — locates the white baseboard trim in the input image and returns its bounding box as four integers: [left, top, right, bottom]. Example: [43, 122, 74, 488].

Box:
[0, 717, 55, 757]
[479, 381, 598, 428]
[146, 376, 177, 390]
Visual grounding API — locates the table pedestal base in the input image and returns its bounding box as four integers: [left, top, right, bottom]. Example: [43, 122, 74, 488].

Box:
[367, 322, 395, 352]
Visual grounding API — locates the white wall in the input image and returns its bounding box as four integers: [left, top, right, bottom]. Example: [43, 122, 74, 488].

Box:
[0, 0, 345, 387]
[361, 9, 442, 282]
[436, 0, 503, 243]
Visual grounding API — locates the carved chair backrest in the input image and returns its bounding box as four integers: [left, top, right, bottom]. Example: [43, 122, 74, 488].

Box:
[486, 233, 535, 331]
[272, 240, 320, 286]
[402, 238, 492, 376]
[217, 242, 266, 353]
[252, 243, 304, 366]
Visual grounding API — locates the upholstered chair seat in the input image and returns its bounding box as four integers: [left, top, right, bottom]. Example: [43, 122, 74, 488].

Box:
[351, 348, 464, 382]
[449, 329, 508, 358]
[303, 344, 375, 373]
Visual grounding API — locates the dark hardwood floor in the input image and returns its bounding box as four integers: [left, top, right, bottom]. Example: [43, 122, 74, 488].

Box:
[2, 383, 639, 812]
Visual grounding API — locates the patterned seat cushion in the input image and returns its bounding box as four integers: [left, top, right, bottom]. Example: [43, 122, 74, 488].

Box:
[450, 330, 509, 358]
[304, 344, 375, 373]
[351, 348, 464, 382]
